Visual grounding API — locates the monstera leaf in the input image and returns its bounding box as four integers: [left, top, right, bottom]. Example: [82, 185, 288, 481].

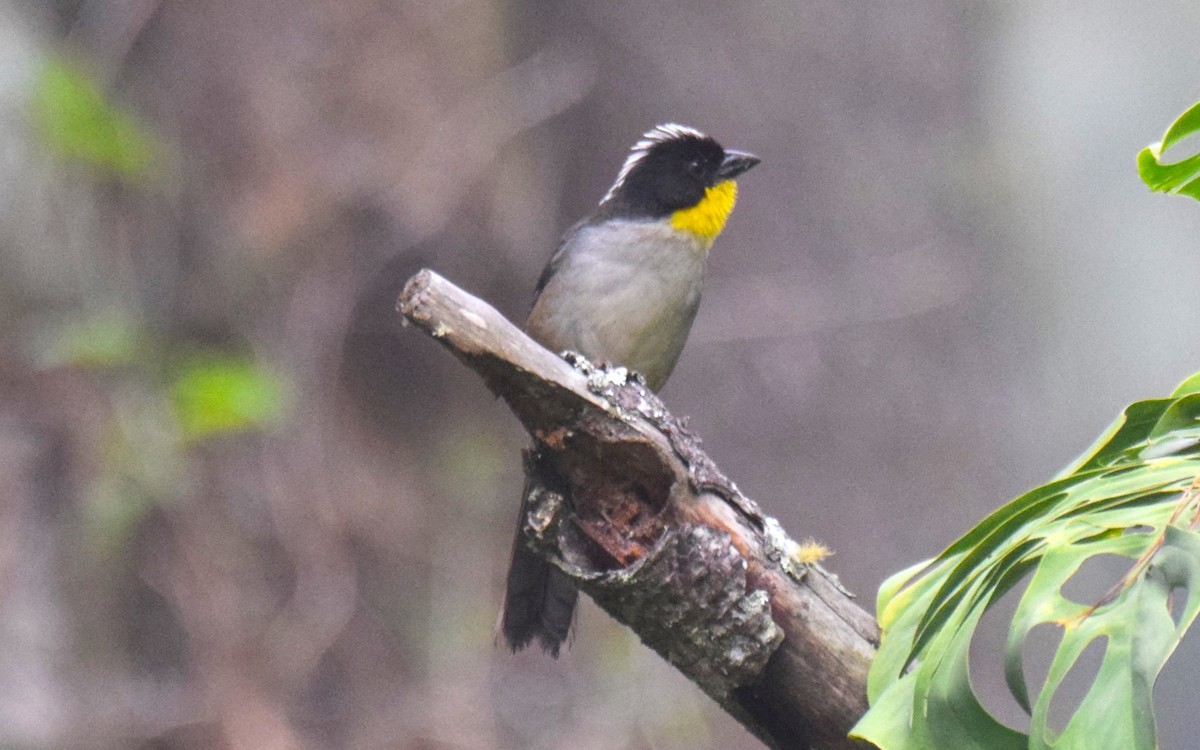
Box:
[1138, 99, 1200, 201]
[853, 373, 1200, 750]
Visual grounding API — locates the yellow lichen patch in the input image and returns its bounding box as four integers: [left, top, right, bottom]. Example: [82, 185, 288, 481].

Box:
[670, 180, 738, 242]
[792, 538, 834, 566]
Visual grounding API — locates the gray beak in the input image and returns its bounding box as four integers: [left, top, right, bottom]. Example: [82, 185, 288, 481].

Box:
[717, 150, 761, 180]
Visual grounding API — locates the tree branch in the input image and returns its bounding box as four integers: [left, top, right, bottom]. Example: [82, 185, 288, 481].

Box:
[397, 269, 878, 750]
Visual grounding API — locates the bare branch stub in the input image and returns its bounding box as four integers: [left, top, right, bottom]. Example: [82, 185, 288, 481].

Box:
[398, 269, 878, 750]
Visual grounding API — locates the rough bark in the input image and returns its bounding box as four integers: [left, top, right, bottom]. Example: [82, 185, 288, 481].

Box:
[397, 269, 879, 750]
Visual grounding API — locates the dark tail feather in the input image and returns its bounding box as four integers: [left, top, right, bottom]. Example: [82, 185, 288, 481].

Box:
[501, 505, 577, 657]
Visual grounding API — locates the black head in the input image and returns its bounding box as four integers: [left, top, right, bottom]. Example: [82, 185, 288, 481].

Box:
[597, 124, 760, 219]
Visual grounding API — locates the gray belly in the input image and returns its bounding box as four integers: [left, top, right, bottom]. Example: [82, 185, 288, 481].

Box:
[525, 221, 708, 391]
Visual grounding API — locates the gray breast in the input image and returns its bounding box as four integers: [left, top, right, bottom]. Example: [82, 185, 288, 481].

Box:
[525, 220, 708, 391]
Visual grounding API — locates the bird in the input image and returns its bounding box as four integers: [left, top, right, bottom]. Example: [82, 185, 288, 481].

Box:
[501, 123, 760, 656]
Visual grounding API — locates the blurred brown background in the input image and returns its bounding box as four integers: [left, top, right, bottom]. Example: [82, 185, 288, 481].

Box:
[1, 0, 1199, 748]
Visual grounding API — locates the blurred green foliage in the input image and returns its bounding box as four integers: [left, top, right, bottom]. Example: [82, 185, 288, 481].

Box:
[170, 353, 285, 441]
[32, 309, 143, 369]
[87, 397, 182, 554]
[34, 311, 285, 442]
[31, 311, 286, 553]
[32, 55, 162, 179]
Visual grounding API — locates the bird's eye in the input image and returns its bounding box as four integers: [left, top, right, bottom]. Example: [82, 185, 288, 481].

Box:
[687, 159, 705, 176]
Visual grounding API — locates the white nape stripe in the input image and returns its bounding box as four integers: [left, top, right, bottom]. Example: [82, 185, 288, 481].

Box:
[599, 123, 709, 205]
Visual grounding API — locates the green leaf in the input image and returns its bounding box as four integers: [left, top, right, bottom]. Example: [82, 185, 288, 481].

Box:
[1056, 399, 1173, 476]
[853, 372, 1200, 750]
[83, 393, 189, 554]
[170, 353, 285, 440]
[1169, 371, 1200, 399]
[32, 309, 143, 368]
[32, 56, 161, 180]
[1137, 99, 1200, 201]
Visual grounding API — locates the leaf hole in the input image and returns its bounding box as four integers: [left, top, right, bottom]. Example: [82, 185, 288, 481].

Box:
[1124, 525, 1155, 536]
[969, 572, 1033, 732]
[1021, 623, 1061, 716]
[1045, 636, 1107, 735]
[1151, 610, 1200, 749]
[1168, 584, 1188, 627]
[1059, 554, 1134, 607]
[1160, 133, 1200, 163]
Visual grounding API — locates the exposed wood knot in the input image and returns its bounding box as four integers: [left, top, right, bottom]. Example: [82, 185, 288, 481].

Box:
[588, 523, 783, 699]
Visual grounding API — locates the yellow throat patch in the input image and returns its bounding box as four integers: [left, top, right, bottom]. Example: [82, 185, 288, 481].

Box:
[670, 180, 738, 244]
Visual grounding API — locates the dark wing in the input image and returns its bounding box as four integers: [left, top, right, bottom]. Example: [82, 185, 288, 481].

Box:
[533, 218, 591, 301]
[500, 483, 577, 656]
